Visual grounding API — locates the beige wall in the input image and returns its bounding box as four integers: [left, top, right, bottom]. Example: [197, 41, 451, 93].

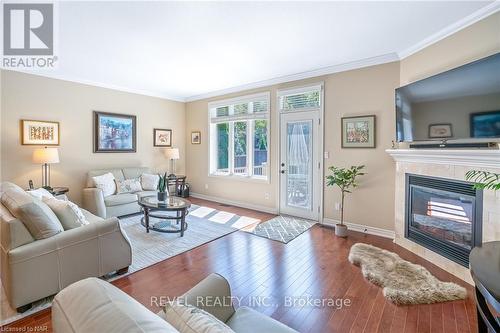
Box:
[186, 62, 400, 231]
[1, 71, 185, 205]
[400, 12, 500, 85]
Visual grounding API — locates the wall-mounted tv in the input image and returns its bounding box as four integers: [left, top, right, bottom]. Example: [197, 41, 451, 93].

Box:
[396, 52, 500, 143]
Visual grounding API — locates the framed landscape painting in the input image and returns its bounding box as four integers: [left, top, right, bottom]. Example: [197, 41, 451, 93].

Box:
[21, 119, 60, 145]
[94, 111, 136, 153]
[154, 128, 172, 147]
[341, 115, 376, 148]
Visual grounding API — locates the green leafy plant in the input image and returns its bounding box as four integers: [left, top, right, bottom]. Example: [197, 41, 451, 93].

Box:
[326, 165, 365, 226]
[465, 170, 500, 191]
[157, 172, 168, 193]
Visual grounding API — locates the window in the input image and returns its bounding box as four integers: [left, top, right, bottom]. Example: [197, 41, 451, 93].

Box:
[278, 86, 321, 112]
[209, 92, 270, 180]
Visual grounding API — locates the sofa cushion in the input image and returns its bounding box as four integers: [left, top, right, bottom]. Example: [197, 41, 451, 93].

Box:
[53, 278, 178, 333]
[43, 197, 89, 230]
[226, 307, 298, 333]
[136, 191, 157, 199]
[164, 301, 234, 333]
[92, 173, 116, 197]
[27, 188, 54, 200]
[81, 209, 104, 223]
[141, 173, 160, 191]
[87, 168, 125, 188]
[104, 193, 138, 207]
[122, 167, 150, 180]
[116, 178, 142, 194]
[0, 204, 35, 250]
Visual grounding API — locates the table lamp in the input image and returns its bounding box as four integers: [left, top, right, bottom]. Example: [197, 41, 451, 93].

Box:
[32, 147, 59, 190]
[164, 148, 179, 177]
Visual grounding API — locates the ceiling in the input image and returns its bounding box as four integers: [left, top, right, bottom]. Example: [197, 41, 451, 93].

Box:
[13, 1, 499, 101]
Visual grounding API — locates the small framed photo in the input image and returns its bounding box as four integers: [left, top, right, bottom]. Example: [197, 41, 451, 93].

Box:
[341, 115, 376, 148]
[153, 128, 172, 147]
[428, 123, 453, 139]
[21, 120, 60, 145]
[94, 111, 136, 153]
[191, 131, 201, 144]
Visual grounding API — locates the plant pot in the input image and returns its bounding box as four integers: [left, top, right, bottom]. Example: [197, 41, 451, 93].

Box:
[335, 224, 348, 237]
[157, 191, 168, 201]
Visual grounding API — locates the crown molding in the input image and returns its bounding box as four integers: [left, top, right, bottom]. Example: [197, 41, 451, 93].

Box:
[185, 53, 399, 102]
[3, 69, 187, 102]
[398, 1, 500, 59]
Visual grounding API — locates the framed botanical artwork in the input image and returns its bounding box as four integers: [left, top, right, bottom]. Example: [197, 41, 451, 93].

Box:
[21, 119, 60, 145]
[428, 123, 453, 138]
[94, 111, 136, 153]
[341, 115, 376, 148]
[154, 128, 172, 147]
[191, 131, 201, 144]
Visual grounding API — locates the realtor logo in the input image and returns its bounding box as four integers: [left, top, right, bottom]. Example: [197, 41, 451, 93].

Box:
[2, 2, 57, 69]
[3, 3, 53, 55]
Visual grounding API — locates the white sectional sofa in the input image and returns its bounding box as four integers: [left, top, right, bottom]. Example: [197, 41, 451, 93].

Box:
[83, 167, 157, 218]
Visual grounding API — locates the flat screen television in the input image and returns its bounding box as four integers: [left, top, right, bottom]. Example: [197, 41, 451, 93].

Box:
[396, 52, 500, 143]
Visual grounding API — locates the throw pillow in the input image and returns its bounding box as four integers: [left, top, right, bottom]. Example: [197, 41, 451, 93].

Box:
[27, 188, 54, 200]
[141, 173, 160, 191]
[43, 197, 89, 230]
[116, 178, 143, 194]
[164, 300, 235, 333]
[92, 172, 116, 197]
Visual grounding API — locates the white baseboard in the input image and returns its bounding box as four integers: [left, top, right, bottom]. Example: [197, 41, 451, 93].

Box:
[322, 218, 395, 239]
[190, 192, 278, 214]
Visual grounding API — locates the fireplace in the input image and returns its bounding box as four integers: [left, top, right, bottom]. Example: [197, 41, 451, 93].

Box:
[405, 174, 483, 267]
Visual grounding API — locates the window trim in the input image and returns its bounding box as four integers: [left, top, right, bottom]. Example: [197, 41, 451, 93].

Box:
[208, 92, 270, 183]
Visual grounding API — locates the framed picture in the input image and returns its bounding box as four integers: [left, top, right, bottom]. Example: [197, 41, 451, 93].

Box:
[470, 110, 500, 138]
[341, 115, 376, 148]
[21, 120, 60, 145]
[191, 131, 201, 144]
[428, 123, 453, 138]
[94, 111, 136, 153]
[154, 128, 172, 147]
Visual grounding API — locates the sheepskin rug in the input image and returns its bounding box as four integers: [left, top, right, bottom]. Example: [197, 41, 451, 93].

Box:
[348, 243, 467, 305]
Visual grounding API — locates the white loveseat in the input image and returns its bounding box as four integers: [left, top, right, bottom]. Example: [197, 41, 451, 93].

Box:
[53, 273, 298, 333]
[83, 167, 158, 218]
[0, 182, 132, 311]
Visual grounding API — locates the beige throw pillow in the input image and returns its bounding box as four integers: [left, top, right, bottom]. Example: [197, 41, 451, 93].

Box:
[115, 178, 143, 194]
[164, 301, 235, 333]
[43, 197, 89, 230]
[92, 172, 116, 197]
[141, 173, 160, 191]
[27, 188, 54, 200]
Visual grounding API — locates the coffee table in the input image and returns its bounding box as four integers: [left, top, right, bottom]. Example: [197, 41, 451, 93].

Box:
[138, 196, 191, 236]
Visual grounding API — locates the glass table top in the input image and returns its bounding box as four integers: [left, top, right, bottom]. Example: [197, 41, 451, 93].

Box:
[139, 196, 191, 210]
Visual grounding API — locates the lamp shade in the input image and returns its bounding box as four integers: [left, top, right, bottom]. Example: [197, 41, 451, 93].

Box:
[32, 147, 60, 164]
[164, 148, 179, 160]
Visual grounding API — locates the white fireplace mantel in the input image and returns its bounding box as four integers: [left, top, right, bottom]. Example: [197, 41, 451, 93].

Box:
[386, 149, 500, 169]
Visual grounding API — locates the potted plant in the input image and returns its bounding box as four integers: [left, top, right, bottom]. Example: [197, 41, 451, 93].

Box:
[465, 170, 500, 191]
[157, 172, 169, 201]
[326, 165, 365, 237]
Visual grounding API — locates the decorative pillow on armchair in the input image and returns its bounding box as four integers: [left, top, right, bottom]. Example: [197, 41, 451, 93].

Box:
[115, 178, 143, 194]
[141, 173, 160, 191]
[92, 172, 116, 197]
[164, 300, 235, 333]
[43, 197, 89, 230]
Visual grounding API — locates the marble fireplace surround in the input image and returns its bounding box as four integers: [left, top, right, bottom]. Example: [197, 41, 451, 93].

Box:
[386, 149, 500, 284]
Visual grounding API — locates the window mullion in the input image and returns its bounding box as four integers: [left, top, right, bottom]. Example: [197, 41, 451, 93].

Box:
[229, 122, 234, 175]
[248, 120, 253, 177]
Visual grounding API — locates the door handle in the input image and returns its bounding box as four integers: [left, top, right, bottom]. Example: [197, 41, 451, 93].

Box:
[281, 170, 285, 174]
[281, 163, 285, 167]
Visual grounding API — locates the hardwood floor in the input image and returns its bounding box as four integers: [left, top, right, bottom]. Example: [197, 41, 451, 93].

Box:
[2, 199, 478, 333]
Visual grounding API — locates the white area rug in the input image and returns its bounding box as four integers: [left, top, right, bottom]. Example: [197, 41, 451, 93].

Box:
[248, 215, 317, 243]
[0, 204, 247, 326]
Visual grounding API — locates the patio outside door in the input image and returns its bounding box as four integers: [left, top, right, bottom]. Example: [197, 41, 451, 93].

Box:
[279, 111, 320, 220]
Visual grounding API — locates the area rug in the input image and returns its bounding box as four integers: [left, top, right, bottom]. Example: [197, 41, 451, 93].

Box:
[348, 243, 467, 305]
[247, 215, 317, 243]
[0, 204, 254, 326]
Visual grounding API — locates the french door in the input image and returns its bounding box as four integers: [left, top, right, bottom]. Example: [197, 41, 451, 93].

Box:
[279, 111, 320, 220]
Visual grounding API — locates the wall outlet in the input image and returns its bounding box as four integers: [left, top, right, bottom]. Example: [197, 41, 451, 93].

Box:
[204, 184, 209, 190]
[335, 202, 341, 211]
[324, 151, 329, 159]
[264, 192, 270, 200]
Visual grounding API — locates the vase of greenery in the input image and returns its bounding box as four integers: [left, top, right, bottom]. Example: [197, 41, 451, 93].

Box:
[326, 165, 365, 237]
[157, 172, 169, 201]
[465, 170, 500, 191]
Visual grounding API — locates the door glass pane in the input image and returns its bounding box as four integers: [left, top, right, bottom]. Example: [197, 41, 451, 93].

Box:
[216, 123, 229, 173]
[234, 121, 247, 175]
[286, 121, 312, 209]
[253, 120, 268, 177]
